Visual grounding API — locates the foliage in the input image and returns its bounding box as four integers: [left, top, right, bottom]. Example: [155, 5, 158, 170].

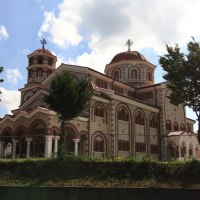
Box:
[44, 71, 93, 160]
[1, 158, 200, 187]
[159, 38, 200, 141]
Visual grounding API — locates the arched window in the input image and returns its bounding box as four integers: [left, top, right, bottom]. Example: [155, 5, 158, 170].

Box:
[173, 122, 179, 131]
[135, 112, 145, 125]
[187, 123, 192, 132]
[149, 115, 158, 128]
[94, 105, 104, 118]
[37, 56, 43, 64]
[94, 135, 104, 152]
[113, 69, 120, 79]
[37, 68, 43, 77]
[166, 120, 172, 131]
[147, 70, 152, 82]
[29, 57, 33, 66]
[180, 123, 185, 131]
[28, 70, 33, 78]
[117, 107, 129, 121]
[48, 58, 53, 66]
[131, 69, 137, 79]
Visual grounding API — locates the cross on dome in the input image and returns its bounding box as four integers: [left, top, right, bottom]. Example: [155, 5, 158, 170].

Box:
[126, 39, 133, 51]
[40, 38, 47, 49]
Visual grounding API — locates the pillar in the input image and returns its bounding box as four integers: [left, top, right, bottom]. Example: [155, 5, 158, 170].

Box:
[45, 135, 53, 158]
[73, 139, 80, 156]
[26, 138, 33, 158]
[12, 139, 19, 159]
[0, 141, 4, 158]
[53, 136, 60, 156]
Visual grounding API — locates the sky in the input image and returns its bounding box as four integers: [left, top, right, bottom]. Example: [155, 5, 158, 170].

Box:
[0, 0, 199, 131]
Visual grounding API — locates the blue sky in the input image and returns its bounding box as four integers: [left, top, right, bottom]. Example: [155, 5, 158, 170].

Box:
[0, 0, 199, 131]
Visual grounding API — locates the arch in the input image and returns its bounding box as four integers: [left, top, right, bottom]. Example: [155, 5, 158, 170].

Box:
[1, 127, 13, 143]
[36, 68, 43, 77]
[131, 69, 138, 79]
[28, 119, 47, 136]
[28, 69, 33, 78]
[149, 114, 158, 128]
[135, 111, 145, 125]
[173, 121, 179, 131]
[37, 56, 43, 64]
[29, 57, 34, 66]
[64, 123, 78, 153]
[117, 106, 130, 122]
[23, 90, 34, 103]
[94, 104, 104, 118]
[92, 132, 107, 157]
[146, 70, 152, 82]
[166, 120, 172, 131]
[48, 57, 53, 66]
[14, 126, 28, 158]
[180, 123, 185, 131]
[28, 119, 47, 157]
[112, 68, 121, 79]
[93, 103, 107, 123]
[50, 126, 59, 136]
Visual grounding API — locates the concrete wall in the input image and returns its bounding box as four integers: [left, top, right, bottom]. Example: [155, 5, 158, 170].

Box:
[0, 186, 199, 200]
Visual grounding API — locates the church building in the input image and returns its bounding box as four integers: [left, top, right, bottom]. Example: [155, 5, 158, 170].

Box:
[0, 40, 198, 161]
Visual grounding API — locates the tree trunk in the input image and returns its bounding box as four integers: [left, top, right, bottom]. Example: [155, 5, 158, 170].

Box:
[57, 120, 65, 161]
[198, 117, 200, 144]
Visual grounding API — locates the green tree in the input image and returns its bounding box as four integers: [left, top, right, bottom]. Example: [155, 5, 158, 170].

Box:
[159, 38, 200, 142]
[0, 66, 4, 100]
[44, 71, 93, 160]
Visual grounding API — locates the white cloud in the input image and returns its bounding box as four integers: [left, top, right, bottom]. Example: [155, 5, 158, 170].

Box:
[6, 69, 23, 85]
[0, 25, 9, 40]
[39, 0, 200, 72]
[0, 87, 20, 116]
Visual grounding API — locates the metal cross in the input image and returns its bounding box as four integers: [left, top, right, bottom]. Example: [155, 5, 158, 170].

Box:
[40, 38, 47, 49]
[126, 39, 133, 51]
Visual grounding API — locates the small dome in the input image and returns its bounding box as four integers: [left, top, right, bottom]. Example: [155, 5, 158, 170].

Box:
[110, 51, 146, 64]
[32, 48, 53, 55]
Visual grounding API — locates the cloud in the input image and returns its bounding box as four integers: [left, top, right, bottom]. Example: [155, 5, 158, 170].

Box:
[0, 25, 9, 40]
[6, 69, 23, 85]
[39, 0, 200, 71]
[0, 87, 20, 116]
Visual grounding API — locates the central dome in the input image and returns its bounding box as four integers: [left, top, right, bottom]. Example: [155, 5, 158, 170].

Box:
[110, 51, 146, 64]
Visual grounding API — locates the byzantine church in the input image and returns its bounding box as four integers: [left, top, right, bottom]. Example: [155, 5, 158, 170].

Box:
[0, 39, 199, 161]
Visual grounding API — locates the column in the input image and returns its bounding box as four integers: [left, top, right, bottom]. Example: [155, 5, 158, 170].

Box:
[0, 141, 5, 158]
[186, 145, 189, 159]
[73, 139, 80, 156]
[45, 135, 53, 158]
[53, 136, 60, 156]
[12, 139, 19, 159]
[26, 138, 33, 158]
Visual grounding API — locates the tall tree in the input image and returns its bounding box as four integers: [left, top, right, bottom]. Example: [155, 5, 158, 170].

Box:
[44, 71, 93, 160]
[0, 66, 4, 101]
[159, 38, 200, 142]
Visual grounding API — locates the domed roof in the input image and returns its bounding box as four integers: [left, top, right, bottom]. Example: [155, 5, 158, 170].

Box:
[32, 48, 53, 55]
[110, 51, 147, 64]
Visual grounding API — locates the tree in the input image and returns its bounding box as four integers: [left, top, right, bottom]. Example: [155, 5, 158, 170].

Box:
[159, 38, 200, 142]
[44, 71, 93, 160]
[0, 66, 4, 101]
